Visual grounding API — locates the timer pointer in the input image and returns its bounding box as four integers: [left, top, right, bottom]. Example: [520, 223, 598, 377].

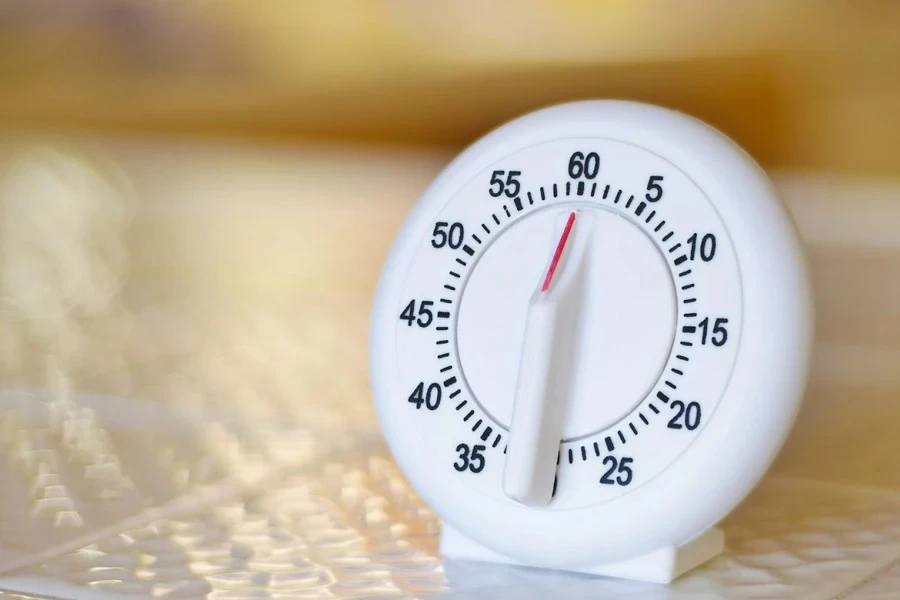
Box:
[503, 210, 592, 506]
[541, 211, 578, 293]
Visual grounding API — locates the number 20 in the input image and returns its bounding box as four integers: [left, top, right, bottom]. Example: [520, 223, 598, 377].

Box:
[668, 400, 702, 430]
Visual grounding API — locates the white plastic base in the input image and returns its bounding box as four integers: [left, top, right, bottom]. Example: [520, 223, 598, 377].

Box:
[440, 522, 724, 584]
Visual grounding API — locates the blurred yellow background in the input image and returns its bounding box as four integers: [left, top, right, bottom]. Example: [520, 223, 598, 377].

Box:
[1, 1, 899, 175]
[1, 4, 900, 597]
[0, 1, 898, 484]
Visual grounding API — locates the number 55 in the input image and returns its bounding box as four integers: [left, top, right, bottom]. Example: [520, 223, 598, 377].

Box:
[489, 170, 521, 198]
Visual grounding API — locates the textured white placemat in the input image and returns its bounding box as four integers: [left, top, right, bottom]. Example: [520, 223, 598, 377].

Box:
[1, 391, 899, 599]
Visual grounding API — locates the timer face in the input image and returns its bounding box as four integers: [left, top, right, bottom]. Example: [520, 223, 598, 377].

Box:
[395, 139, 742, 509]
[371, 101, 812, 568]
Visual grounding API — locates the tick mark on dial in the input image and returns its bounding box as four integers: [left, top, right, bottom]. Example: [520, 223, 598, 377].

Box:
[553, 183, 558, 197]
[671, 367, 684, 375]
[635, 201, 647, 216]
[504, 205, 511, 217]
[436, 325, 448, 331]
[682, 325, 696, 333]
[472, 419, 482, 432]
[493, 435, 502, 448]
[625, 195, 634, 208]
[566, 182, 571, 196]
[605, 437, 615, 451]
[657, 391, 670, 403]
[618, 431, 627, 443]
[577, 181, 585, 196]
[674, 255, 688, 266]
[684, 312, 697, 318]
[614, 189, 622, 203]
[462, 245, 475, 256]
[455, 399, 467, 410]
[540, 187, 546, 201]
[513, 197, 523, 211]
[481, 426, 493, 441]
[449, 271, 460, 278]
[440, 298, 452, 304]
[443, 376, 457, 387]
[568, 449, 574, 464]
[438, 311, 451, 318]
[449, 389, 461, 399]
[680, 340, 693, 347]
[681, 283, 695, 290]
[676, 354, 689, 362]
[464, 410, 474, 421]
[654, 220, 666, 232]
[590, 182, 597, 196]
[581, 446, 587, 461]
[593, 441, 601, 456]
[482, 223, 491, 234]
[440, 365, 452, 373]
[629, 422, 638, 435]
[603, 185, 610, 199]
[683, 297, 697, 304]
[444, 284, 457, 291]
[662, 232, 674, 242]
[437, 352, 450, 359]
[669, 243, 682, 253]
[472, 234, 482, 244]
[639, 413, 649, 425]
[493, 213, 501, 225]
[678, 269, 692, 277]
[527, 191, 534, 205]
[665, 380, 677, 389]
[649, 403, 660, 414]
[437, 339, 449, 345]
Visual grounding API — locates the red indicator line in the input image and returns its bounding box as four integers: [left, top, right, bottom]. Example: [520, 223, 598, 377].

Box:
[541, 211, 577, 292]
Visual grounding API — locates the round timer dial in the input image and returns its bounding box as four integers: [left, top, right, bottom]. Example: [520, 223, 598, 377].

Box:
[370, 101, 813, 573]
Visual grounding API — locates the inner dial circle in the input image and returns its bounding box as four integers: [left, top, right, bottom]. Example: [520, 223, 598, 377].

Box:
[458, 206, 676, 439]
[391, 135, 744, 509]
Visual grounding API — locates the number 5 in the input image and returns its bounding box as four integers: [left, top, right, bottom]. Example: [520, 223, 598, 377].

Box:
[645, 175, 664, 202]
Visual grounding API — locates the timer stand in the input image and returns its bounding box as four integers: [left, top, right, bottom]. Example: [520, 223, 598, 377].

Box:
[442, 523, 724, 583]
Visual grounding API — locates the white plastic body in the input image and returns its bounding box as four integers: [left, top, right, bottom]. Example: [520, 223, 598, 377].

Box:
[370, 101, 814, 579]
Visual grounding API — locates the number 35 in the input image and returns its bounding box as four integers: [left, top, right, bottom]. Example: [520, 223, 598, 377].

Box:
[454, 443, 486, 473]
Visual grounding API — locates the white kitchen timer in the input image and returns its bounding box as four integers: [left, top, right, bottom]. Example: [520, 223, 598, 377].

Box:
[369, 101, 814, 583]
